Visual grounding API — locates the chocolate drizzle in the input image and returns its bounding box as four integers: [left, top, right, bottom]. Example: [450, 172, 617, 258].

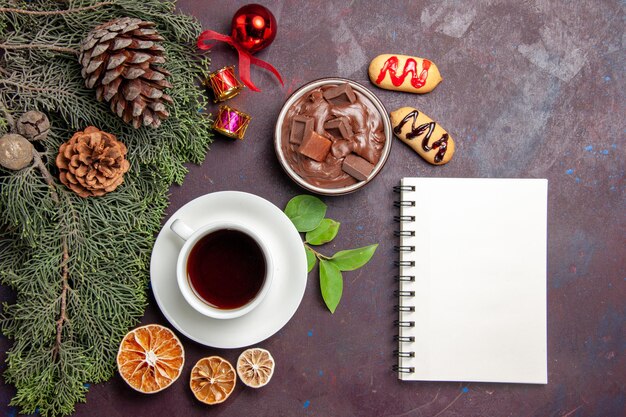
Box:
[393, 110, 449, 163]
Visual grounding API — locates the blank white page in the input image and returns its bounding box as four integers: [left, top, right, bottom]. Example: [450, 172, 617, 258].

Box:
[398, 178, 548, 384]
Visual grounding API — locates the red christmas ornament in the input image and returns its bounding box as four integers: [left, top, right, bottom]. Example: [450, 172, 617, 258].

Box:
[197, 4, 282, 92]
[231, 4, 277, 54]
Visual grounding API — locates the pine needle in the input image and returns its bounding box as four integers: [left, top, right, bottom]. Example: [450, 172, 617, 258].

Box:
[0, 1, 213, 415]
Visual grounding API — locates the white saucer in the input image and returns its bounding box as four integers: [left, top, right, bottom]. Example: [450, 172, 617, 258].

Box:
[150, 191, 307, 348]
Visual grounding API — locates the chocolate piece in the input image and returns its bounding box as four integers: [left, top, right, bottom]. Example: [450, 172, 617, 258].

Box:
[342, 154, 374, 181]
[324, 117, 353, 140]
[331, 139, 353, 158]
[353, 145, 379, 165]
[310, 90, 324, 102]
[298, 131, 332, 162]
[323, 83, 356, 105]
[290, 115, 314, 144]
[280, 85, 385, 189]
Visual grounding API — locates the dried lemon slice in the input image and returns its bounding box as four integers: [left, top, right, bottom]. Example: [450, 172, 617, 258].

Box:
[236, 348, 275, 388]
[190, 356, 237, 405]
[116, 324, 185, 393]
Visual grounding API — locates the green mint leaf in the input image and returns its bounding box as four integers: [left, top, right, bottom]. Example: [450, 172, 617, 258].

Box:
[319, 259, 343, 313]
[305, 246, 317, 273]
[329, 244, 379, 271]
[284, 195, 327, 232]
[305, 218, 340, 245]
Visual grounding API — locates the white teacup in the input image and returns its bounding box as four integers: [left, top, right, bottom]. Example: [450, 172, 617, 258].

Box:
[170, 219, 273, 320]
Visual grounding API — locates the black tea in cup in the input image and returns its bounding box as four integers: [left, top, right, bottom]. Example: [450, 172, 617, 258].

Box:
[186, 229, 266, 310]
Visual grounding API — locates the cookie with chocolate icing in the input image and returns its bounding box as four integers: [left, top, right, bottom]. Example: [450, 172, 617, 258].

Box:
[390, 107, 455, 165]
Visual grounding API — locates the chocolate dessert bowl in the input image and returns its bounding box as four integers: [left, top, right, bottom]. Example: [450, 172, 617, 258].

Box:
[275, 78, 392, 196]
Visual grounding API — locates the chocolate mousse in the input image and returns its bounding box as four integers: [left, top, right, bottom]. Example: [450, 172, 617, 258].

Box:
[280, 83, 386, 189]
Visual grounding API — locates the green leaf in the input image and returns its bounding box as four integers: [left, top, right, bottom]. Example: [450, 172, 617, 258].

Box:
[319, 260, 343, 313]
[284, 195, 327, 232]
[305, 246, 317, 273]
[329, 244, 379, 271]
[305, 218, 340, 245]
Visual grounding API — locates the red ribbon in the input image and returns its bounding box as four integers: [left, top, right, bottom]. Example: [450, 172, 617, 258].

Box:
[197, 30, 284, 92]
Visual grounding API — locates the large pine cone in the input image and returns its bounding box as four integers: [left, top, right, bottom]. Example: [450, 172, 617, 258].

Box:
[56, 126, 130, 198]
[79, 18, 172, 128]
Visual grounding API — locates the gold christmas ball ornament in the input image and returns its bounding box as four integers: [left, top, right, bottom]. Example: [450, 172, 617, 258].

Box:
[0, 133, 34, 171]
[79, 17, 173, 129]
[16, 111, 50, 142]
[56, 126, 130, 198]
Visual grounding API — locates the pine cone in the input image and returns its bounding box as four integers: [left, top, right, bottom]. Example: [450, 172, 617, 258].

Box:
[79, 18, 172, 128]
[0, 133, 33, 171]
[56, 126, 130, 198]
[17, 110, 50, 142]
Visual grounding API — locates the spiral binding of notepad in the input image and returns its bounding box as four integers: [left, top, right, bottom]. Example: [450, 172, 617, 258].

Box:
[393, 184, 416, 374]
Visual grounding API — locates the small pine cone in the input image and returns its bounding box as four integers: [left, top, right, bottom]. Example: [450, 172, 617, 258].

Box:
[56, 126, 130, 198]
[17, 110, 50, 141]
[79, 17, 172, 129]
[0, 133, 34, 171]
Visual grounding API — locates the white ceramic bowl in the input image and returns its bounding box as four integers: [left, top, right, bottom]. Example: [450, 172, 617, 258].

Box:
[274, 77, 392, 196]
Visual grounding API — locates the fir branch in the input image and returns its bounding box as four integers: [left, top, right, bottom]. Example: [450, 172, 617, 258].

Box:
[0, 1, 213, 415]
[0, 43, 78, 55]
[0, 100, 14, 127]
[0, 78, 58, 93]
[54, 242, 70, 359]
[32, 150, 59, 202]
[0, 2, 115, 16]
[32, 150, 71, 360]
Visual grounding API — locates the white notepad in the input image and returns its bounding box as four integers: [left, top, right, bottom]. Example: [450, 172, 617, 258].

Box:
[395, 178, 548, 384]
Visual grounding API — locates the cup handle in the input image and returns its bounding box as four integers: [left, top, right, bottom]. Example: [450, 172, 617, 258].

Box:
[170, 219, 194, 241]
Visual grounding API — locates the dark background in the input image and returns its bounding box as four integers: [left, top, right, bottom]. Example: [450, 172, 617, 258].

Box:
[2, 0, 624, 416]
